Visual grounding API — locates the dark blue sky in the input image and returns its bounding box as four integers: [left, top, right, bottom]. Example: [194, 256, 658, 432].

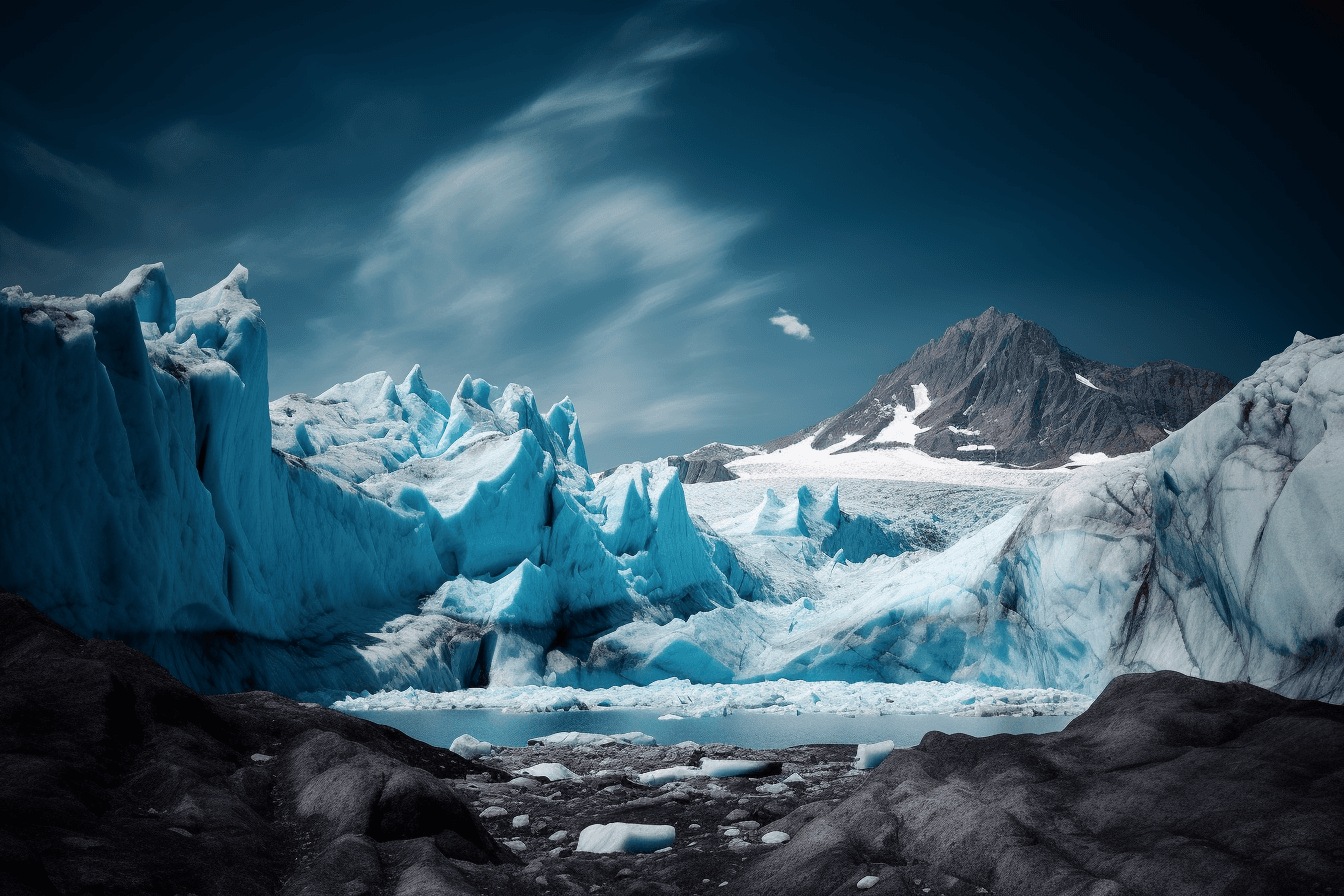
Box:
[4, 1, 1341, 469]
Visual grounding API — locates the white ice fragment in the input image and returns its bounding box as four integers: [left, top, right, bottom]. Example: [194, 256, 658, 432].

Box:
[854, 740, 895, 769]
[250, 753, 273, 762]
[449, 734, 495, 759]
[576, 823, 675, 854]
[518, 763, 580, 781]
[783, 773, 805, 783]
[658, 714, 684, 721]
[761, 831, 790, 844]
[756, 782, 790, 794]
[857, 876, 880, 890]
[638, 766, 702, 787]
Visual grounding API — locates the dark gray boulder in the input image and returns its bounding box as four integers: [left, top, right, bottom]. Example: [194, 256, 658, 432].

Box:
[667, 455, 739, 484]
[738, 671, 1344, 896]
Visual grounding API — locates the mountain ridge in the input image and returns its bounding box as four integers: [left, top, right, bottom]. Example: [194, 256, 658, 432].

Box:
[763, 307, 1235, 468]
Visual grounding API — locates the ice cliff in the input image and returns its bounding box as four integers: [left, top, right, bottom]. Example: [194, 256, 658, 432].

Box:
[0, 265, 748, 695]
[587, 332, 1344, 701]
[2, 264, 1340, 702]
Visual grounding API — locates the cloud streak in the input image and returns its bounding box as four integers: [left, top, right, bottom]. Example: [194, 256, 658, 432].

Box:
[347, 16, 780, 460]
[770, 308, 813, 340]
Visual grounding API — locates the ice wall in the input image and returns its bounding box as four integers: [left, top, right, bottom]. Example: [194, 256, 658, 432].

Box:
[1132, 332, 1344, 699]
[546, 333, 1343, 701]
[0, 264, 751, 696]
[0, 266, 449, 690]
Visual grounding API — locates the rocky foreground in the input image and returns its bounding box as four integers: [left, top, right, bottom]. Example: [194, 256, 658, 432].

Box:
[3, 591, 1342, 896]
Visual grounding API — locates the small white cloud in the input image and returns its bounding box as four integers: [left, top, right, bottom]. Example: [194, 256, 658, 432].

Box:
[770, 308, 813, 340]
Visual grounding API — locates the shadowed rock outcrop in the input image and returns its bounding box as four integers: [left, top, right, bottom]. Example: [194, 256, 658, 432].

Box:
[0, 591, 510, 896]
[739, 671, 1344, 896]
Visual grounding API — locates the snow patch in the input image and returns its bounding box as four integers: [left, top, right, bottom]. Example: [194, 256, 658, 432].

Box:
[1075, 373, 1101, 390]
[874, 383, 932, 444]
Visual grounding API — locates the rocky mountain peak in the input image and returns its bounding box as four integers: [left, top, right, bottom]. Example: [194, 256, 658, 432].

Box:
[766, 308, 1234, 468]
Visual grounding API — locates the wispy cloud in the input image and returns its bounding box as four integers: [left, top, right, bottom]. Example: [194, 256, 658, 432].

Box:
[770, 308, 813, 340]
[348, 15, 781, 457]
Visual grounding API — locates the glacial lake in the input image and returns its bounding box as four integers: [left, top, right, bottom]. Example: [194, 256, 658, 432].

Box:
[345, 707, 1074, 750]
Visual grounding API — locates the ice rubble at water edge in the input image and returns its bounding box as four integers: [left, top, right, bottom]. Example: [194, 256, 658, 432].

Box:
[2, 263, 1341, 704]
[335, 677, 1093, 717]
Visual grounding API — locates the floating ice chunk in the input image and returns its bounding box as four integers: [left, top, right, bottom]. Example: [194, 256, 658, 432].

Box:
[518, 763, 580, 781]
[658, 714, 684, 721]
[576, 822, 675, 854]
[761, 831, 790, 844]
[449, 734, 495, 759]
[854, 740, 895, 769]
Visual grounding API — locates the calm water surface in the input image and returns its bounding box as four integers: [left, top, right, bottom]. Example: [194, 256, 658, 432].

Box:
[345, 707, 1074, 749]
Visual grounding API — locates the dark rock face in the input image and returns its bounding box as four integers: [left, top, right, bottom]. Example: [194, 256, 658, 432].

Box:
[8, 590, 1341, 896]
[768, 308, 1234, 468]
[739, 671, 1344, 896]
[0, 592, 510, 896]
[667, 455, 738, 484]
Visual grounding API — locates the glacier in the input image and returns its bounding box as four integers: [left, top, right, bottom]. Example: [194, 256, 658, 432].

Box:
[0, 264, 755, 696]
[1, 263, 1340, 704]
